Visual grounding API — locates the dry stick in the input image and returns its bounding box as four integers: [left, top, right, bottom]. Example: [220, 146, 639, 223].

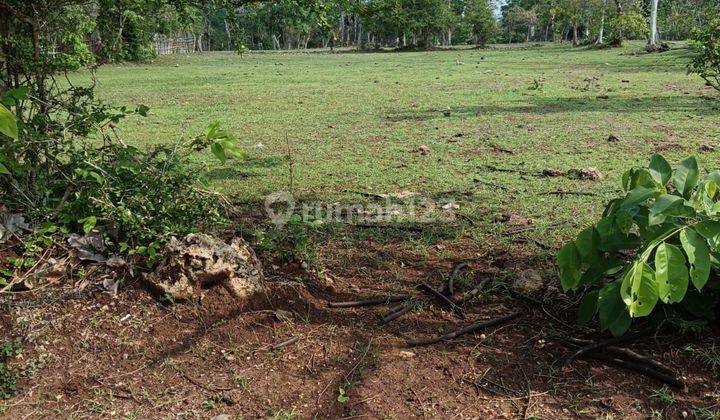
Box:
[381, 304, 415, 324]
[539, 190, 601, 197]
[269, 337, 298, 352]
[406, 312, 521, 347]
[562, 330, 650, 367]
[582, 352, 684, 389]
[418, 282, 466, 319]
[447, 262, 469, 296]
[180, 371, 233, 392]
[565, 337, 674, 374]
[328, 295, 408, 308]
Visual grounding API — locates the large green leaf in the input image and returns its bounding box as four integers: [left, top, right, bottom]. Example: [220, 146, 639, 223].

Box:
[680, 228, 711, 290]
[0, 104, 18, 139]
[0, 162, 9, 175]
[648, 194, 685, 225]
[598, 282, 631, 336]
[695, 220, 720, 251]
[577, 290, 599, 325]
[649, 154, 672, 185]
[558, 242, 581, 292]
[654, 242, 689, 304]
[673, 156, 699, 198]
[620, 186, 660, 210]
[575, 227, 602, 266]
[620, 261, 659, 317]
[210, 142, 226, 163]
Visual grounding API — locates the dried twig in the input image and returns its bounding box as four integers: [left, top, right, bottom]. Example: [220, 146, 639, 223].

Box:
[564, 337, 674, 374]
[406, 312, 521, 347]
[582, 352, 684, 389]
[418, 282, 466, 319]
[381, 303, 414, 323]
[328, 295, 408, 308]
[447, 262, 469, 296]
[269, 337, 298, 351]
[562, 331, 650, 367]
[180, 371, 233, 392]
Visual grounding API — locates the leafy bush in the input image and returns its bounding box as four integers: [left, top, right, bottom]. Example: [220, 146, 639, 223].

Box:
[689, 19, 720, 92]
[558, 154, 720, 336]
[1, 99, 241, 256]
[1, 1, 244, 264]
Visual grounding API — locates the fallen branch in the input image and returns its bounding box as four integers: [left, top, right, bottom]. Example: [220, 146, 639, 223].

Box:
[474, 179, 509, 191]
[564, 337, 674, 374]
[582, 352, 684, 389]
[539, 190, 601, 197]
[418, 282, 466, 319]
[180, 371, 233, 392]
[269, 337, 298, 351]
[406, 312, 521, 347]
[482, 165, 533, 175]
[539, 188, 622, 197]
[562, 331, 650, 367]
[447, 262, 469, 296]
[328, 295, 408, 308]
[381, 304, 415, 323]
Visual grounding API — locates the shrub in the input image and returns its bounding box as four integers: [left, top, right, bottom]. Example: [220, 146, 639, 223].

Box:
[689, 19, 720, 92]
[0, 1, 243, 263]
[558, 154, 720, 336]
[1, 98, 241, 257]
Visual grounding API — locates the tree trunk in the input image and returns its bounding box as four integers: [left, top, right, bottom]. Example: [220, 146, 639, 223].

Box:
[224, 19, 233, 51]
[596, 2, 606, 45]
[649, 0, 660, 48]
[339, 12, 345, 46]
[572, 22, 578, 46]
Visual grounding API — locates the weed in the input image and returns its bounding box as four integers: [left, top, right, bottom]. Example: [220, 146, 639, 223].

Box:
[234, 374, 252, 390]
[337, 387, 350, 403]
[685, 344, 720, 373]
[650, 386, 676, 405]
[0, 340, 21, 399]
[269, 409, 298, 420]
[694, 406, 720, 420]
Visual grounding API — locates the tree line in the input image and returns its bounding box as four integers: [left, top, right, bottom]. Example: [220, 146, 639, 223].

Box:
[2, 0, 720, 64]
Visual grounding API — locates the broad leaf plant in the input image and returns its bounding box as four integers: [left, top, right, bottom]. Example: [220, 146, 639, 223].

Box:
[558, 155, 720, 336]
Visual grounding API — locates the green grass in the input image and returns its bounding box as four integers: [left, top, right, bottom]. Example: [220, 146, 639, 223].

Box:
[75, 41, 720, 246]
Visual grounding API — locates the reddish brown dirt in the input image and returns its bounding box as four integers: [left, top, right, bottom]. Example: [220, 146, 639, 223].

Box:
[0, 238, 718, 419]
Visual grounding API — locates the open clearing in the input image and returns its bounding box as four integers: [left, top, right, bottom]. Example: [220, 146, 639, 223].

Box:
[3, 43, 720, 418]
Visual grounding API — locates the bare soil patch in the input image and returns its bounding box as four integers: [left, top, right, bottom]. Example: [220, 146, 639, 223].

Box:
[0, 237, 717, 418]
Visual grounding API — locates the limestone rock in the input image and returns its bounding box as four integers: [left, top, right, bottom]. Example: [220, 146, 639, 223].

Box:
[145, 233, 264, 301]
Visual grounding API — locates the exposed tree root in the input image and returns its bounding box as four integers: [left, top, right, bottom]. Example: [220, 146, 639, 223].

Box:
[328, 295, 408, 308]
[406, 312, 521, 347]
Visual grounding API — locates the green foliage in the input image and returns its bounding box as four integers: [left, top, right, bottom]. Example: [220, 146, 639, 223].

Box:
[559, 154, 720, 336]
[0, 1, 243, 260]
[0, 340, 21, 399]
[466, 0, 497, 47]
[689, 19, 720, 93]
[337, 387, 350, 403]
[256, 215, 321, 263]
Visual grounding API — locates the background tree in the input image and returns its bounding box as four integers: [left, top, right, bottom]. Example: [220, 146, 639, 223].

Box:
[466, 0, 497, 47]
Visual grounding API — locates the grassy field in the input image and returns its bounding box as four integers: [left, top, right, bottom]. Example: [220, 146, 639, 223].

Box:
[80, 41, 720, 247]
